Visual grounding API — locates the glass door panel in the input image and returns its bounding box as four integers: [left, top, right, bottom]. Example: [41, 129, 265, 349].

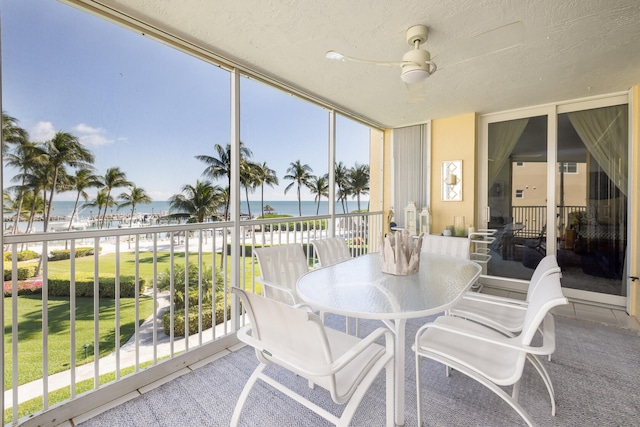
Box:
[487, 115, 548, 280]
[557, 105, 628, 295]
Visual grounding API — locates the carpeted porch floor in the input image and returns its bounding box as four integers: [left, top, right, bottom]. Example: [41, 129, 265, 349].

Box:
[76, 309, 640, 427]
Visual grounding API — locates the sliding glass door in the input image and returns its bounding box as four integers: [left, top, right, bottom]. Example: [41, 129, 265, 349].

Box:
[480, 96, 629, 303]
[486, 115, 549, 280]
[556, 104, 628, 296]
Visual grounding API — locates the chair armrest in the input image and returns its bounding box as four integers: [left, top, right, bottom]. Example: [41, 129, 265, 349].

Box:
[415, 314, 556, 356]
[461, 293, 528, 309]
[293, 302, 316, 313]
[257, 276, 297, 305]
[239, 325, 393, 377]
[327, 327, 394, 373]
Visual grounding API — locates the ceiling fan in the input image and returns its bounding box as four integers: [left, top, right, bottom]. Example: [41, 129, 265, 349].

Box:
[326, 21, 524, 98]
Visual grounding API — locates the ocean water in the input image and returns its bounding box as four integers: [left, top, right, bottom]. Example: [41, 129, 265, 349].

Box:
[48, 199, 368, 218]
[5, 200, 370, 233]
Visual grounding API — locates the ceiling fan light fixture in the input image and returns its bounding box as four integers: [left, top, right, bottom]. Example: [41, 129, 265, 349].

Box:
[401, 48, 435, 83]
[401, 68, 430, 84]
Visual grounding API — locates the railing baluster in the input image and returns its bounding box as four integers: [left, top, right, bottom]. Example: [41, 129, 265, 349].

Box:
[135, 234, 140, 371]
[70, 239, 77, 399]
[42, 241, 49, 409]
[115, 237, 121, 380]
[12, 243, 19, 422]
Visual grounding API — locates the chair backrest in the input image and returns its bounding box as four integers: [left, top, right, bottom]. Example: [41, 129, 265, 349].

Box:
[526, 254, 561, 302]
[253, 244, 309, 303]
[488, 222, 514, 252]
[520, 273, 567, 345]
[421, 234, 470, 259]
[232, 287, 333, 369]
[311, 237, 352, 267]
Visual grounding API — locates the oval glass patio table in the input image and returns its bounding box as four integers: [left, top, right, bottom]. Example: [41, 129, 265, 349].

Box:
[297, 252, 482, 426]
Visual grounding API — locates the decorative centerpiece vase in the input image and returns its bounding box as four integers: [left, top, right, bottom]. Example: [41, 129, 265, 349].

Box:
[380, 230, 424, 275]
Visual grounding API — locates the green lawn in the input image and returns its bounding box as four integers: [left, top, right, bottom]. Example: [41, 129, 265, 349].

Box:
[4, 251, 261, 392]
[3, 295, 154, 390]
[46, 251, 261, 290]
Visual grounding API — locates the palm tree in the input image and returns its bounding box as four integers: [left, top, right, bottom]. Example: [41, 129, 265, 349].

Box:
[2, 111, 28, 154]
[118, 186, 152, 227]
[5, 140, 48, 233]
[334, 161, 350, 213]
[67, 167, 102, 230]
[240, 160, 260, 218]
[24, 165, 54, 234]
[43, 131, 95, 233]
[168, 180, 222, 223]
[100, 167, 131, 228]
[196, 141, 252, 220]
[309, 174, 329, 215]
[284, 160, 313, 216]
[83, 189, 113, 229]
[347, 163, 370, 212]
[255, 161, 279, 218]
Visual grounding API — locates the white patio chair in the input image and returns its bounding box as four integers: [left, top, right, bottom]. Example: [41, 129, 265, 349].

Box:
[230, 287, 395, 427]
[311, 237, 352, 267]
[449, 254, 561, 335]
[253, 244, 309, 305]
[421, 234, 470, 259]
[413, 273, 568, 426]
[311, 237, 359, 334]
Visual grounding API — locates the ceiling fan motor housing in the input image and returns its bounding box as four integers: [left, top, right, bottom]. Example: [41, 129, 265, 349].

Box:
[406, 24, 428, 45]
[402, 48, 435, 83]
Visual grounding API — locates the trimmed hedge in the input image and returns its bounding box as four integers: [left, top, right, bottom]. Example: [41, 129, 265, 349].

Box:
[3, 264, 38, 281]
[162, 299, 235, 337]
[47, 276, 145, 298]
[48, 247, 97, 261]
[225, 243, 264, 257]
[3, 250, 39, 262]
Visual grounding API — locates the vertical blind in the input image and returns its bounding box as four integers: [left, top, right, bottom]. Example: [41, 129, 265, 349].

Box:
[393, 124, 430, 227]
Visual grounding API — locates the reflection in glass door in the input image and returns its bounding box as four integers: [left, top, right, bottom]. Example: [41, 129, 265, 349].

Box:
[486, 116, 548, 280]
[556, 105, 628, 295]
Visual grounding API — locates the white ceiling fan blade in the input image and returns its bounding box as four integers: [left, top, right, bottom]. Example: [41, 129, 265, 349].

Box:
[432, 21, 525, 70]
[325, 50, 403, 66]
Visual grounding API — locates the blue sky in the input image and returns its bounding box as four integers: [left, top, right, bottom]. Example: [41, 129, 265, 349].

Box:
[1, 0, 370, 202]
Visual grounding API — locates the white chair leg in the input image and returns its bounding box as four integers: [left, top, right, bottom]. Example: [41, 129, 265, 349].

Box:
[527, 354, 556, 415]
[512, 379, 521, 402]
[230, 364, 266, 426]
[416, 354, 423, 427]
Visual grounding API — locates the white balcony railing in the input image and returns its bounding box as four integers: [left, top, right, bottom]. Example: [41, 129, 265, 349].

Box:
[1, 211, 383, 425]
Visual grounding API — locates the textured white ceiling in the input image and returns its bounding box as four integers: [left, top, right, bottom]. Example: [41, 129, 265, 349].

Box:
[79, 0, 640, 128]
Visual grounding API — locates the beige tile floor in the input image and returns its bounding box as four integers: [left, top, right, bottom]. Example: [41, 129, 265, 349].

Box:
[481, 286, 640, 332]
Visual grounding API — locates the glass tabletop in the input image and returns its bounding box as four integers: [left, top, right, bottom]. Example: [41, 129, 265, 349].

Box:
[296, 252, 482, 320]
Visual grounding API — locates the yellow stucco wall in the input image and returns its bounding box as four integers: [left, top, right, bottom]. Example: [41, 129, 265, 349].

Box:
[430, 113, 477, 234]
[631, 85, 640, 318]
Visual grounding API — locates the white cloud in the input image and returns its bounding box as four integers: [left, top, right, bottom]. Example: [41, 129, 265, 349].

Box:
[29, 121, 56, 142]
[73, 123, 114, 146]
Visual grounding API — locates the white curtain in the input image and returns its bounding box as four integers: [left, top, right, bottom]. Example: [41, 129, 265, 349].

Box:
[393, 124, 429, 227]
[488, 118, 529, 187]
[568, 105, 628, 196]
